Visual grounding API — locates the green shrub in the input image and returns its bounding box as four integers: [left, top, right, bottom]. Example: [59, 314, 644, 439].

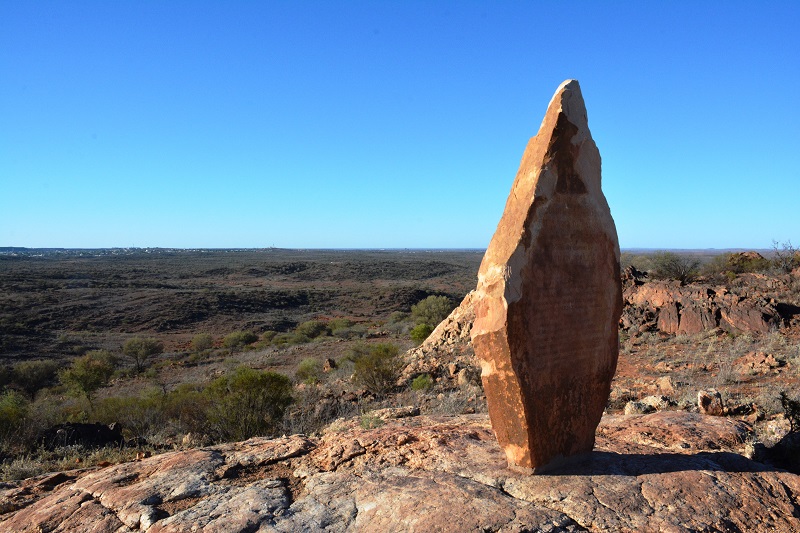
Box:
[411, 373, 434, 391]
[295, 358, 322, 384]
[650, 252, 700, 284]
[59, 350, 117, 407]
[360, 413, 384, 429]
[387, 311, 409, 324]
[411, 295, 455, 327]
[352, 343, 402, 396]
[205, 367, 293, 441]
[410, 323, 434, 344]
[0, 390, 29, 449]
[261, 331, 278, 343]
[93, 392, 163, 440]
[328, 318, 353, 332]
[11, 360, 60, 398]
[295, 320, 329, 339]
[162, 383, 211, 436]
[191, 333, 214, 352]
[222, 331, 259, 350]
[122, 337, 164, 373]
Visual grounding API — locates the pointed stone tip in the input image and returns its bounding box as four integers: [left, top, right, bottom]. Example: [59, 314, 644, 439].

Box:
[556, 79, 580, 92]
[547, 79, 588, 131]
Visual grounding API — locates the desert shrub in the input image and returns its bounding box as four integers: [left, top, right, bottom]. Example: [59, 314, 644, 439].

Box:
[772, 240, 800, 273]
[328, 318, 353, 332]
[411, 295, 455, 327]
[270, 332, 294, 347]
[781, 391, 800, 433]
[620, 253, 654, 272]
[410, 323, 434, 344]
[295, 320, 329, 339]
[352, 343, 402, 396]
[703, 252, 770, 280]
[0, 390, 29, 449]
[411, 374, 433, 391]
[205, 367, 293, 442]
[11, 360, 60, 398]
[296, 358, 322, 384]
[650, 252, 700, 284]
[94, 392, 163, 441]
[122, 337, 164, 373]
[60, 350, 118, 407]
[261, 330, 278, 343]
[222, 331, 259, 350]
[191, 333, 214, 352]
[161, 384, 211, 436]
[360, 413, 384, 429]
[388, 311, 410, 324]
[289, 333, 311, 345]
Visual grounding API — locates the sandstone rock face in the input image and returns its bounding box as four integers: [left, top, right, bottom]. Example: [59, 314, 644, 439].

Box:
[471, 80, 622, 471]
[3, 411, 800, 533]
[621, 269, 786, 335]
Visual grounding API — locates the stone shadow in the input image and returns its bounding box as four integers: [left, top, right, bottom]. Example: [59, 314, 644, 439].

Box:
[541, 450, 784, 476]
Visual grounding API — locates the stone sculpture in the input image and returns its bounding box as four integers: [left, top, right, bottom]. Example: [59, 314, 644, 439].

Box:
[471, 79, 622, 472]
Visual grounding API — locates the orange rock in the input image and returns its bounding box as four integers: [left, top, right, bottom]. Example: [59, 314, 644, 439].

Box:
[471, 80, 622, 472]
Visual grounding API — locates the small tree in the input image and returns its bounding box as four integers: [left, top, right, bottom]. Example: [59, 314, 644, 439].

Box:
[11, 360, 60, 398]
[60, 350, 117, 408]
[411, 295, 455, 327]
[123, 337, 164, 373]
[205, 367, 293, 442]
[650, 252, 700, 284]
[772, 240, 800, 273]
[352, 343, 403, 396]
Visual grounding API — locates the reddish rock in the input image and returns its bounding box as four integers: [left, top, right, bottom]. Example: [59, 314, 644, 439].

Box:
[471, 80, 622, 472]
[677, 303, 717, 335]
[3, 412, 799, 533]
[698, 389, 725, 416]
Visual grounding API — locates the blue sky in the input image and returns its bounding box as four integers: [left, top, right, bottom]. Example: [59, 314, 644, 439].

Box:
[1, 1, 798, 249]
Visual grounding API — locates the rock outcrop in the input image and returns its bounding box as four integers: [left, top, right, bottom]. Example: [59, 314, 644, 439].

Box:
[402, 291, 478, 384]
[471, 79, 622, 471]
[3, 411, 799, 532]
[621, 268, 786, 335]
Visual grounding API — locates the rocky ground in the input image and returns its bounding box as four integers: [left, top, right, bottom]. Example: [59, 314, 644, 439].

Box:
[2, 410, 799, 532]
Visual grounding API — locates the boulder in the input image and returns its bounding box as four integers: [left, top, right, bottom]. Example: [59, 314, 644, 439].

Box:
[471, 80, 622, 472]
[698, 389, 725, 416]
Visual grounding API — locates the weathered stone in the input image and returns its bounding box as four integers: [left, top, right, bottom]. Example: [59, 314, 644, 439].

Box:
[471, 79, 622, 471]
[698, 389, 725, 416]
[322, 357, 336, 372]
[4, 412, 800, 533]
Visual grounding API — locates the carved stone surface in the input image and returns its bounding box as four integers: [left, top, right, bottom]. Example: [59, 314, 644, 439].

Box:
[471, 79, 622, 472]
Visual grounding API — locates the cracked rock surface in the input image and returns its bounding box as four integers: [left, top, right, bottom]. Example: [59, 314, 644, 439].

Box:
[2, 411, 799, 532]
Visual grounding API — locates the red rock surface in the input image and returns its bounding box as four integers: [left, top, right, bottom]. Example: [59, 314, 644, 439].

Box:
[2, 411, 799, 532]
[471, 79, 622, 471]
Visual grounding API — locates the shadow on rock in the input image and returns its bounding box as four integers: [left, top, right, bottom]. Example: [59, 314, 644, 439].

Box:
[542, 450, 779, 476]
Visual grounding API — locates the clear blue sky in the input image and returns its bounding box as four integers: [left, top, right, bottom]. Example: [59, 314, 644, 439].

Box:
[1, 1, 798, 249]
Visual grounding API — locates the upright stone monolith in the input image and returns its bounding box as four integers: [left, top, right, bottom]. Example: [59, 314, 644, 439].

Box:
[471, 80, 622, 472]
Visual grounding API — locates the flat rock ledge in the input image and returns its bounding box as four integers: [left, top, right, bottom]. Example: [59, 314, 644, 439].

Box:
[2, 411, 799, 532]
